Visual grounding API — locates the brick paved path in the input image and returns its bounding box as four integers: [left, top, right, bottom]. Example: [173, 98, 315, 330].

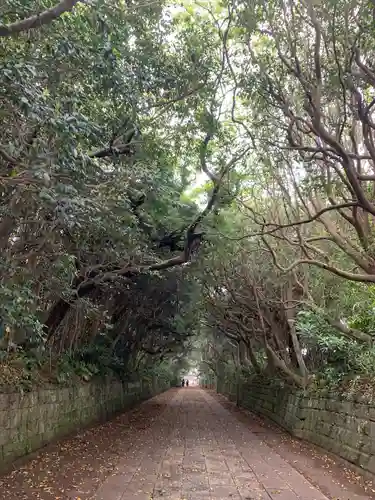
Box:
[91, 389, 371, 500]
[0, 388, 373, 499]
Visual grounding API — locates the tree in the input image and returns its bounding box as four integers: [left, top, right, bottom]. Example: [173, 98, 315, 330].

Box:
[198, 0, 375, 388]
[0, 0, 251, 381]
[0, 0, 80, 37]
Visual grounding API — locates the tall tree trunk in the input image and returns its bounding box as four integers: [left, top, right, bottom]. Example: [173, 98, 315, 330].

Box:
[284, 283, 309, 383]
[0, 215, 14, 250]
[265, 342, 306, 387]
[245, 339, 261, 373]
[45, 298, 71, 341]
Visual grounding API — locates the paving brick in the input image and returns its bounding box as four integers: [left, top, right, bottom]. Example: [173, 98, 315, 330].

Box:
[2, 388, 371, 499]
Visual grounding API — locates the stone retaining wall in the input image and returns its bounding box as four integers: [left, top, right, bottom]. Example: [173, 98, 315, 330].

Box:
[219, 379, 375, 477]
[0, 378, 168, 471]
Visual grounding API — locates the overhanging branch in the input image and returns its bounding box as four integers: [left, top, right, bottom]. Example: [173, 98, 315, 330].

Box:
[0, 0, 80, 37]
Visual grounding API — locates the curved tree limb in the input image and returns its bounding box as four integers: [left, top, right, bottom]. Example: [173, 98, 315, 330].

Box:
[45, 137, 250, 338]
[0, 0, 80, 37]
[263, 236, 375, 283]
[220, 202, 359, 240]
[324, 315, 372, 344]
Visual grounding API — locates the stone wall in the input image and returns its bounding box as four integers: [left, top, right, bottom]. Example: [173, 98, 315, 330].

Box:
[0, 378, 168, 471]
[219, 379, 375, 477]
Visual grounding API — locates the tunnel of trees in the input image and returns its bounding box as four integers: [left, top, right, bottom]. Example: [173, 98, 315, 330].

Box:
[1, 0, 375, 391]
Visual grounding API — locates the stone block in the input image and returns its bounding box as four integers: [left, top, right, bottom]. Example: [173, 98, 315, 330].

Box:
[0, 380, 163, 471]
[217, 380, 375, 479]
[7, 393, 20, 411]
[368, 407, 375, 422]
[364, 453, 375, 474]
[38, 419, 45, 434]
[2, 440, 27, 461]
[8, 409, 23, 429]
[0, 394, 9, 411]
[59, 388, 71, 402]
[38, 389, 52, 404]
[325, 399, 342, 412]
[358, 437, 374, 455]
[23, 434, 43, 455]
[0, 427, 10, 447]
[367, 420, 375, 439]
[0, 410, 9, 429]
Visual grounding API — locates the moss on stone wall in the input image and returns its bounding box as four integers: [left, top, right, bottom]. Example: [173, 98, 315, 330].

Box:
[0, 378, 169, 471]
[217, 377, 375, 477]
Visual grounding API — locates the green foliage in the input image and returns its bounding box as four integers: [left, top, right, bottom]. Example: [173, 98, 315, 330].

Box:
[3, 0, 375, 396]
[0, 277, 44, 344]
[56, 355, 100, 384]
[0, 0, 232, 387]
[297, 310, 375, 385]
[346, 284, 375, 335]
[189, 0, 375, 392]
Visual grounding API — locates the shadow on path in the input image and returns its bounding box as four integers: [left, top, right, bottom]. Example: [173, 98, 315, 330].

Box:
[0, 388, 373, 499]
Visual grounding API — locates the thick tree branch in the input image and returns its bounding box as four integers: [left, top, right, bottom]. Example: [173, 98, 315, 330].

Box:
[327, 318, 373, 344]
[221, 202, 359, 240]
[0, 0, 80, 37]
[45, 137, 249, 338]
[264, 236, 375, 283]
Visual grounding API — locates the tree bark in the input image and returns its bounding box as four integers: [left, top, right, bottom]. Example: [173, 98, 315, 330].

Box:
[0, 0, 80, 37]
[265, 342, 306, 387]
[284, 282, 309, 383]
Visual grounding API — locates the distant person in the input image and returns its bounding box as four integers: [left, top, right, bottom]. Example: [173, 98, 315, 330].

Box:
[186, 379, 189, 387]
[181, 379, 185, 387]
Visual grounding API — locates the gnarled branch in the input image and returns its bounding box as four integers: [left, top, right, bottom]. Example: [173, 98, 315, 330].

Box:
[0, 0, 80, 37]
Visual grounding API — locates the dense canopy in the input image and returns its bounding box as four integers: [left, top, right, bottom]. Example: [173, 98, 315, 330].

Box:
[2, 0, 375, 388]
